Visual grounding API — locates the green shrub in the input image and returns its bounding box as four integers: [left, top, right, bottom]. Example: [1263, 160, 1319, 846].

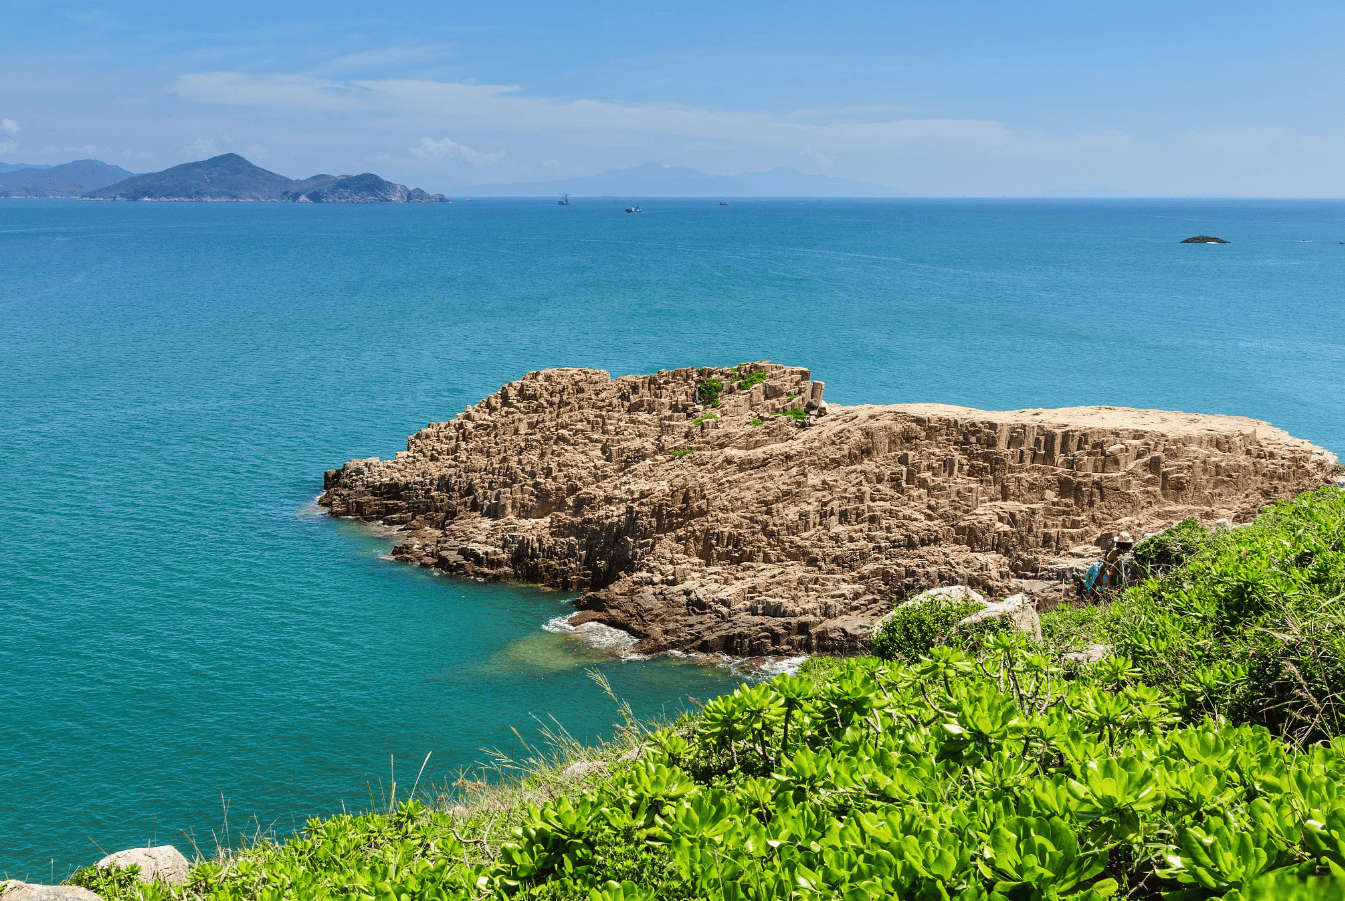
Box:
[871, 592, 986, 663]
[734, 368, 768, 390]
[1111, 488, 1345, 742]
[670, 448, 696, 459]
[696, 378, 723, 408]
[691, 413, 718, 425]
[1131, 517, 1211, 577]
[770, 408, 808, 422]
[748, 418, 763, 426]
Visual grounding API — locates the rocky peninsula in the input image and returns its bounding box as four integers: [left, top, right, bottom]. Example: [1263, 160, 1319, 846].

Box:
[319, 364, 1337, 656]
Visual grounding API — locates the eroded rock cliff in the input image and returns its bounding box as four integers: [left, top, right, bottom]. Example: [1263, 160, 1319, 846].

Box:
[320, 364, 1337, 656]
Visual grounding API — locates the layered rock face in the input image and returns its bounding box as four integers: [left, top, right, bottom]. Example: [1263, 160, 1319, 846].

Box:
[320, 364, 1337, 656]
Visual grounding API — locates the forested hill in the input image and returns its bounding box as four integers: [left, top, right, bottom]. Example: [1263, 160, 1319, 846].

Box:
[83, 153, 448, 203]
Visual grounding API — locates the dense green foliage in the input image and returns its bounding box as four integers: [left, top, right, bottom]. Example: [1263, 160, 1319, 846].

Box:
[1130, 518, 1213, 577]
[697, 378, 723, 408]
[770, 408, 808, 422]
[1102, 489, 1345, 742]
[871, 592, 987, 663]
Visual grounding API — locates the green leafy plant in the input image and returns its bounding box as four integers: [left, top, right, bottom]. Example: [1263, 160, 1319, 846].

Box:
[734, 368, 769, 390]
[871, 592, 986, 663]
[696, 378, 723, 408]
[670, 448, 696, 458]
[692, 413, 718, 425]
[770, 408, 808, 422]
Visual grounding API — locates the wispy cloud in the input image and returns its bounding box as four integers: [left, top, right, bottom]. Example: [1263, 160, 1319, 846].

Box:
[410, 136, 505, 166]
[1, 118, 19, 133]
[169, 72, 1012, 153]
[0, 141, 17, 155]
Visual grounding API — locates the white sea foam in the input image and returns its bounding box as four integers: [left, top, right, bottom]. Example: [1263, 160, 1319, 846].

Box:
[544, 613, 645, 658]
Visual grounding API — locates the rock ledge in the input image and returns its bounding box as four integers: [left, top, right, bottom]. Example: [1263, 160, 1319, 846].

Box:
[320, 364, 1337, 655]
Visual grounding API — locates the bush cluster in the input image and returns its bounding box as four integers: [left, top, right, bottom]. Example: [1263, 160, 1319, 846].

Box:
[1109, 488, 1345, 742]
[871, 592, 986, 663]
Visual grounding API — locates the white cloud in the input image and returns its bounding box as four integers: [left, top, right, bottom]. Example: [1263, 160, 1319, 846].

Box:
[1, 118, 19, 133]
[410, 136, 505, 166]
[172, 73, 376, 111]
[0, 141, 17, 155]
[170, 71, 1011, 154]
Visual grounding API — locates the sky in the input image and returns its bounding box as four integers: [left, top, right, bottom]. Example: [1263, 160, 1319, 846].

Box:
[3, 0, 1345, 196]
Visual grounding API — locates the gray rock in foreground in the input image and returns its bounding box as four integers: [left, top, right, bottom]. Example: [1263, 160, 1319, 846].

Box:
[1, 883, 102, 901]
[96, 845, 189, 885]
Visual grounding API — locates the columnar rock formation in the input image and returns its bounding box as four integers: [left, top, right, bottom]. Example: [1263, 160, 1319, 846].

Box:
[320, 364, 1338, 656]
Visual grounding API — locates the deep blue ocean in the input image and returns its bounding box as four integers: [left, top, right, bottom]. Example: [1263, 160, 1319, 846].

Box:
[2, 197, 1343, 877]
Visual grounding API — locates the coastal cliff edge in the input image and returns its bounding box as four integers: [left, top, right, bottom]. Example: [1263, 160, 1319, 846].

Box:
[319, 364, 1338, 655]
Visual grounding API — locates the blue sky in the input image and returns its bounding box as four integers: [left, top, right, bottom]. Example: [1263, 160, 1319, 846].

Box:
[4, 1, 1345, 195]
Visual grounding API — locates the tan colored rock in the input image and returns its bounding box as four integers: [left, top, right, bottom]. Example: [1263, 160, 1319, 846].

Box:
[1, 884, 101, 901]
[95, 846, 189, 886]
[320, 363, 1338, 656]
[1064, 644, 1112, 665]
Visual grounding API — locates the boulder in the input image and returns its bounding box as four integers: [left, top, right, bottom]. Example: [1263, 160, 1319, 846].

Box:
[95, 846, 189, 886]
[0, 884, 101, 901]
[1063, 643, 1112, 665]
[956, 593, 1042, 642]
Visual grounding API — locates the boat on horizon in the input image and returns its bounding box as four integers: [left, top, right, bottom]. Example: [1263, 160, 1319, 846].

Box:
[558, 194, 570, 206]
[625, 205, 642, 213]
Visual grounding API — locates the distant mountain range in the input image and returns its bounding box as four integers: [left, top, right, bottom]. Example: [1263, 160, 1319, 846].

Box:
[453, 163, 906, 197]
[85, 154, 448, 203]
[0, 162, 52, 173]
[0, 160, 136, 196]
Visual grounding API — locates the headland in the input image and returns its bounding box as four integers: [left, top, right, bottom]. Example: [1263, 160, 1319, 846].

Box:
[319, 363, 1338, 656]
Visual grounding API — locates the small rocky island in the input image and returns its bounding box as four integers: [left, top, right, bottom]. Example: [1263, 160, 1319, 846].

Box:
[1181, 235, 1230, 243]
[320, 364, 1337, 656]
[83, 153, 448, 203]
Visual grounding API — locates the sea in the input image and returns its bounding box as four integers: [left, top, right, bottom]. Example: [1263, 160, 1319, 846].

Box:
[2, 197, 1343, 877]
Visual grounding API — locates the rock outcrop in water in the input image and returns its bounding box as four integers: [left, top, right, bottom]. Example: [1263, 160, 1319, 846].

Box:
[319, 364, 1337, 656]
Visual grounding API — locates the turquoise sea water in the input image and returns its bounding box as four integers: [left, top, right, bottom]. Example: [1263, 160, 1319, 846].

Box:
[2, 198, 1343, 877]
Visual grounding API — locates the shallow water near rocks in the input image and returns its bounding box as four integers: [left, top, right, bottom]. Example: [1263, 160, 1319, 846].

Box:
[2, 198, 1343, 876]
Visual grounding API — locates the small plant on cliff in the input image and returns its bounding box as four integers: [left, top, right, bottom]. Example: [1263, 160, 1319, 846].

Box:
[734, 368, 769, 390]
[748, 418, 763, 426]
[692, 413, 718, 425]
[697, 378, 723, 408]
[770, 408, 808, 422]
[870, 592, 986, 663]
[671, 448, 697, 458]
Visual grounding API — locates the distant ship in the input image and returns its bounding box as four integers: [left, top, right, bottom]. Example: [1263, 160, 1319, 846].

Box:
[625, 205, 642, 214]
[719, 201, 729, 206]
[558, 194, 570, 206]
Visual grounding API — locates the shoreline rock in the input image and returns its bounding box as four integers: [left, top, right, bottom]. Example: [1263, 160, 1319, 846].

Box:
[319, 363, 1337, 656]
